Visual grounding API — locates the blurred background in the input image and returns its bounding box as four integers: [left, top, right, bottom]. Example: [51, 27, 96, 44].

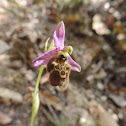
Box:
[0, 0, 126, 126]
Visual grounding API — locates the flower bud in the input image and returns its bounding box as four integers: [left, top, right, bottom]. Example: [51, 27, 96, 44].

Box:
[31, 92, 40, 119]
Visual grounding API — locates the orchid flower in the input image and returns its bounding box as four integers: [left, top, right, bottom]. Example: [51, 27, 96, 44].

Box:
[31, 21, 81, 126]
[32, 21, 81, 73]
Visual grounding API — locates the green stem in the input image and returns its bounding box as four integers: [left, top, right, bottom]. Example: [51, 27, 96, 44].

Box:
[30, 38, 51, 126]
[34, 38, 49, 95]
[34, 65, 44, 95]
[30, 117, 34, 126]
[30, 65, 44, 126]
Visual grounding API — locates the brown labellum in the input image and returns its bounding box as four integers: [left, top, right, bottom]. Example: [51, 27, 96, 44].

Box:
[47, 54, 71, 89]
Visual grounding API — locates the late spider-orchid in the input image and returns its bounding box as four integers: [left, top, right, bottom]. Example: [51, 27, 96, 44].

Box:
[32, 21, 81, 89]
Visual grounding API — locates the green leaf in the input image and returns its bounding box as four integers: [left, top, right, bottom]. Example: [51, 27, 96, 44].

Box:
[44, 38, 50, 52]
[123, 27, 126, 33]
[105, 29, 111, 35]
[48, 39, 56, 50]
[112, 28, 117, 35]
[122, 39, 126, 50]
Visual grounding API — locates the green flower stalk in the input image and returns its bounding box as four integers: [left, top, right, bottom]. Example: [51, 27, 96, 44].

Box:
[30, 38, 50, 126]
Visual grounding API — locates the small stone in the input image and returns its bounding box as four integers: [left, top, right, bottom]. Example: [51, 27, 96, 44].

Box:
[0, 112, 12, 125]
[112, 113, 118, 122]
[101, 95, 107, 101]
[108, 109, 113, 114]
[118, 113, 123, 119]
[94, 69, 107, 79]
[79, 117, 86, 125]
[109, 94, 126, 107]
[79, 109, 96, 126]
[0, 40, 9, 54]
[97, 82, 104, 90]
[86, 75, 94, 81]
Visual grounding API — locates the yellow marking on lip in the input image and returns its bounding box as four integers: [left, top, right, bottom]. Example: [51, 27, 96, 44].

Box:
[59, 86, 64, 91]
[66, 63, 71, 69]
[59, 70, 66, 78]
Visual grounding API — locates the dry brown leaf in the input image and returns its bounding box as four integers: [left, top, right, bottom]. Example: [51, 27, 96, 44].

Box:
[24, 93, 32, 101]
[25, 86, 34, 93]
[64, 15, 79, 24]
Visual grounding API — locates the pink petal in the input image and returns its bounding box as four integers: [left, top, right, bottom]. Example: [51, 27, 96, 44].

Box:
[67, 56, 81, 72]
[32, 49, 58, 67]
[53, 21, 65, 51]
